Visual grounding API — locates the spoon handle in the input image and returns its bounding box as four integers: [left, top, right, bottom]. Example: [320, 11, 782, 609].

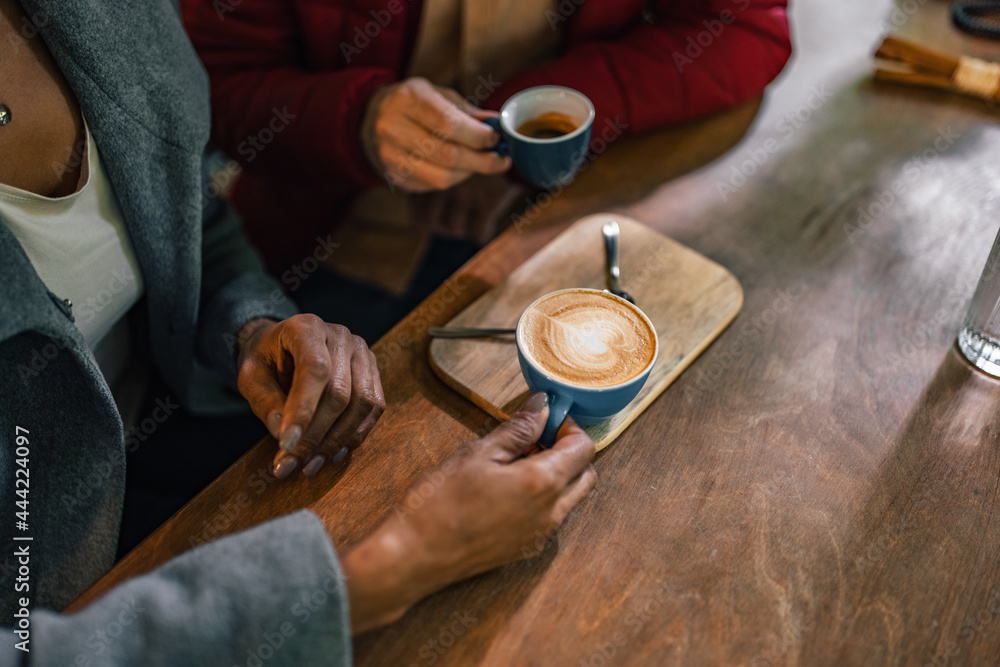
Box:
[603, 220, 622, 293]
[428, 327, 517, 338]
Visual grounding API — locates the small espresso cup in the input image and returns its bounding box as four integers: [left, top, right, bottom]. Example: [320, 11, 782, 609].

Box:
[515, 288, 659, 447]
[484, 86, 595, 189]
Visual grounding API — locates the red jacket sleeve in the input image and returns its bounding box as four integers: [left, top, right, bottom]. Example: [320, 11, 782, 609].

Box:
[181, 0, 391, 190]
[485, 0, 791, 144]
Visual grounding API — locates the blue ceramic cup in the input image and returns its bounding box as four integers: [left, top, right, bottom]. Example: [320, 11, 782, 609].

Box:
[484, 86, 595, 189]
[515, 289, 659, 447]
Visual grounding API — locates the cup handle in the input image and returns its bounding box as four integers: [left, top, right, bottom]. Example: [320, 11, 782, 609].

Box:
[483, 117, 510, 157]
[539, 393, 573, 448]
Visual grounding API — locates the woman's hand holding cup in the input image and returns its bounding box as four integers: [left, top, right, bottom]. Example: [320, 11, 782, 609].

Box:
[339, 394, 597, 633]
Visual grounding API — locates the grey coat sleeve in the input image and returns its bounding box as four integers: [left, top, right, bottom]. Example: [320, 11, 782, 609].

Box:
[194, 161, 298, 394]
[16, 510, 351, 666]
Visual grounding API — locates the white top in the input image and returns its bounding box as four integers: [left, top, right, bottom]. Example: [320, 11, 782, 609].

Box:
[0, 122, 143, 344]
[0, 122, 144, 397]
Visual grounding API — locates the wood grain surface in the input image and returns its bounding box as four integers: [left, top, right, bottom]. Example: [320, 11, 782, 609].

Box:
[72, 1, 1000, 665]
[428, 214, 742, 450]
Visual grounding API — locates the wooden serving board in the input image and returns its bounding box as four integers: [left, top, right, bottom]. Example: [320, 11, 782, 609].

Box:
[429, 214, 743, 450]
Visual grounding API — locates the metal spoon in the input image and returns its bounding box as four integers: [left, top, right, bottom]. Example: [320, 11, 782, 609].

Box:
[602, 220, 635, 304]
[430, 222, 635, 338]
[427, 327, 515, 338]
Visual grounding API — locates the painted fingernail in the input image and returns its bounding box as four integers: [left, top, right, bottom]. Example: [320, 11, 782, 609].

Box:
[266, 412, 282, 438]
[330, 446, 350, 465]
[279, 425, 302, 452]
[303, 455, 326, 478]
[523, 392, 548, 413]
[273, 455, 298, 480]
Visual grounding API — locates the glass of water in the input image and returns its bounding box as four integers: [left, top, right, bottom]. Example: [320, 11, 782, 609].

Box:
[958, 226, 1000, 376]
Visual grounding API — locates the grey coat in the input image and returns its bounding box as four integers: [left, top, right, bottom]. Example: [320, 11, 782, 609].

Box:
[0, 0, 351, 663]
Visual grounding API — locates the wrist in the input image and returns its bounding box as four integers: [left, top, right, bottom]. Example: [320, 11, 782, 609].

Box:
[342, 520, 430, 633]
[360, 85, 394, 177]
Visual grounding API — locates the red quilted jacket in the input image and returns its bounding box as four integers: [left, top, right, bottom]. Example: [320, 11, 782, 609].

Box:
[181, 0, 791, 272]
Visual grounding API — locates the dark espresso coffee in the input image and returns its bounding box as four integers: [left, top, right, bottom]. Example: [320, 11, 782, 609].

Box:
[516, 112, 580, 139]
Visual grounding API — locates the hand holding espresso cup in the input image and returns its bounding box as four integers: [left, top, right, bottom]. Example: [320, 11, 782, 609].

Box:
[236, 315, 386, 479]
[516, 289, 659, 446]
[360, 77, 512, 192]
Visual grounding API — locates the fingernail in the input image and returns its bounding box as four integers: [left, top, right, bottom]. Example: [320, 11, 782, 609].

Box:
[523, 392, 548, 413]
[266, 412, 282, 438]
[273, 455, 298, 480]
[303, 455, 326, 478]
[330, 446, 349, 465]
[280, 425, 302, 452]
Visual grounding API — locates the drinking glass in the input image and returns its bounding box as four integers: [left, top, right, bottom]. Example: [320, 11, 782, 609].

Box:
[958, 225, 1000, 376]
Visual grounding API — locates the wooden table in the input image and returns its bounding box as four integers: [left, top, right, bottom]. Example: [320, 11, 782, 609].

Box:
[74, 1, 1000, 665]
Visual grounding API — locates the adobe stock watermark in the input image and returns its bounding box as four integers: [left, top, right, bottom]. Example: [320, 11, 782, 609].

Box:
[14, 263, 130, 382]
[236, 107, 297, 163]
[886, 278, 975, 367]
[879, 0, 930, 34]
[390, 432, 493, 524]
[221, 233, 340, 355]
[62, 396, 178, 511]
[614, 246, 674, 294]
[545, 0, 586, 30]
[672, 0, 751, 73]
[234, 568, 345, 667]
[406, 610, 479, 667]
[844, 127, 961, 244]
[123, 396, 180, 454]
[749, 616, 810, 667]
[855, 457, 963, 575]
[189, 489, 255, 549]
[51, 135, 87, 183]
[511, 116, 629, 233]
[375, 275, 470, 373]
[279, 234, 340, 292]
[339, 0, 410, 63]
[577, 580, 678, 667]
[213, 0, 243, 20]
[189, 451, 295, 549]
[65, 599, 145, 664]
[383, 76, 504, 192]
[5, 6, 49, 51]
[688, 281, 808, 395]
[854, 508, 917, 575]
[716, 85, 833, 201]
[76, 268, 137, 327]
[60, 448, 124, 513]
[16, 335, 69, 385]
[14, 268, 137, 383]
[185, 107, 298, 230]
[390, 414, 549, 531]
[926, 587, 1000, 667]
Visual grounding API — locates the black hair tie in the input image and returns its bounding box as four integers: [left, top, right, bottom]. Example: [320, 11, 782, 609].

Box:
[953, 2, 1000, 40]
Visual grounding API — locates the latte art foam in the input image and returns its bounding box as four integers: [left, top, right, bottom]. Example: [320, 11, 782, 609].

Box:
[519, 290, 656, 388]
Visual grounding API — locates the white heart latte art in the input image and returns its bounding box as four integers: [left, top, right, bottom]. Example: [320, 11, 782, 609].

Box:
[519, 290, 656, 388]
